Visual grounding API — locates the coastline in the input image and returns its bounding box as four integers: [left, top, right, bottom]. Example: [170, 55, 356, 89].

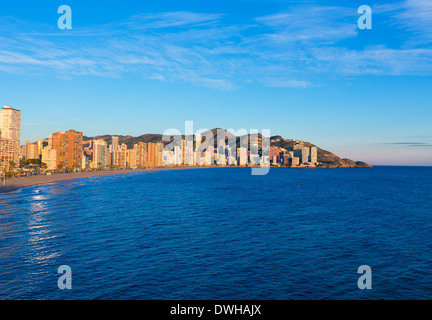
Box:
[0, 165, 373, 194]
[0, 167, 202, 194]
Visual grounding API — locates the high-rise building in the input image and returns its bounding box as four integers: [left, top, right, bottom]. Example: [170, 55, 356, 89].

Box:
[195, 133, 206, 165]
[184, 139, 194, 166]
[19, 145, 25, 159]
[41, 146, 57, 170]
[181, 139, 186, 165]
[81, 155, 88, 170]
[51, 130, 83, 169]
[292, 157, 300, 166]
[301, 147, 310, 164]
[174, 145, 182, 165]
[128, 145, 137, 168]
[270, 147, 281, 163]
[217, 152, 226, 165]
[156, 142, 164, 167]
[93, 139, 107, 168]
[204, 145, 214, 165]
[37, 139, 45, 157]
[283, 153, 290, 166]
[311, 147, 318, 164]
[0, 138, 14, 170]
[137, 142, 147, 167]
[25, 141, 39, 160]
[47, 135, 53, 147]
[227, 147, 236, 165]
[147, 142, 157, 167]
[111, 136, 120, 167]
[112, 136, 119, 152]
[119, 144, 127, 168]
[237, 147, 247, 166]
[0, 106, 21, 164]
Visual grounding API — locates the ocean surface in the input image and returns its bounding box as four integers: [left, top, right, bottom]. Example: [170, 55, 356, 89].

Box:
[0, 166, 431, 300]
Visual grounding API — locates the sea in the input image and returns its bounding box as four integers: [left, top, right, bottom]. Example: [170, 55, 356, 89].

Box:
[0, 166, 431, 300]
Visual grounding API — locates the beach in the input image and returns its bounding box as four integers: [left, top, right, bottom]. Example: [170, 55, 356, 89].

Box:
[0, 167, 199, 194]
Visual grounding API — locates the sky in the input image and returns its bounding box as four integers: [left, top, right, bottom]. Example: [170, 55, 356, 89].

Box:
[0, 0, 431, 166]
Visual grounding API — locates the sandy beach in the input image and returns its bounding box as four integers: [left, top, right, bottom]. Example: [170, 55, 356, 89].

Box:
[0, 167, 202, 194]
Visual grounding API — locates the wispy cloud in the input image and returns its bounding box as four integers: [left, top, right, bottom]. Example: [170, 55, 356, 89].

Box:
[0, 5, 431, 90]
[255, 5, 358, 43]
[375, 0, 432, 45]
[119, 12, 223, 29]
[382, 142, 426, 145]
[261, 78, 311, 88]
[394, 0, 432, 42]
[381, 142, 432, 148]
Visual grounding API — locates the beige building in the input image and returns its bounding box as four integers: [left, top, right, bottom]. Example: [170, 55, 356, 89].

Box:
[311, 147, 318, 164]
[147, 142, 157, 167]
[301, 147, 310, 164]
[120, 144, 127, 169]
[0, 138, 14, 170]
[195, 133, 202, 165]
[184, 139, 194, 166]
[112, 136, 119, 153]
[111, 136, 120, 167]
[156, 142, 164, 167]
[37, 139, 45, 156]
[292, 157, 300, 166]
[237, 147, 247, 166]
[137, 142, 147, 167]
[0, 106, 21, 164]
[128, 145, 138, 168]
[25, 141, 39, 160]
[92, 139, 107, 168]
[42, 147, 57, 170]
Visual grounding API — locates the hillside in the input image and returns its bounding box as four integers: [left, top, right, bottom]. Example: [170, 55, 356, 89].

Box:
[84, 129, 372, 168]
[269, 135, 372, 168]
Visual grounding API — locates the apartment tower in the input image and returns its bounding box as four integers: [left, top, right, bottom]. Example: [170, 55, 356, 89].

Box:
[0, 105, 21, 164]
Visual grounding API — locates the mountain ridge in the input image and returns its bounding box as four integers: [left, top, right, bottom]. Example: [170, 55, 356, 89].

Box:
[83, 129, 372, 168]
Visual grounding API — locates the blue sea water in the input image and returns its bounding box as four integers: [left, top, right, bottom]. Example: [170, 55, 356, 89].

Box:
[0, 166, 432, 300]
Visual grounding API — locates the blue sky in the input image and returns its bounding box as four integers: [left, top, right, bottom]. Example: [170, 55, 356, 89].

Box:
[0, 0, 431, 165]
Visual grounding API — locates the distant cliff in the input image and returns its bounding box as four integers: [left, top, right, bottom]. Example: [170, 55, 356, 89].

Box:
[269, 135, 372, 168]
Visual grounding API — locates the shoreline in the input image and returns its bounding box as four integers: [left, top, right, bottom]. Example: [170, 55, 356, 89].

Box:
[0, 165, 373, 194]
[0, 167, 205, 194]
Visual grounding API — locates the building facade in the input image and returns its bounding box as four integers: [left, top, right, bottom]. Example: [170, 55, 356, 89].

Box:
[0, 138, 14, 170]
[51, 130, 83, 169]
[0, 106, 21, 164]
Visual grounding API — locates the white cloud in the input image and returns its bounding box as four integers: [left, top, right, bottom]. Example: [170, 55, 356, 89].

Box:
[255, 6, 358, 43]
[375, 0, 432, 45]
[119, 11, 224, 29]
[0, 6, 431, 90]
[262, 78, 311, 88]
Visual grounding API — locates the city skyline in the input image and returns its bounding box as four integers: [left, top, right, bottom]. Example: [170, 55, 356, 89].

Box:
[2, 104, 348, 172]
[13, 119, 324, 172]
[1, 103, 431, 167]
[0, 1, 431, 166]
